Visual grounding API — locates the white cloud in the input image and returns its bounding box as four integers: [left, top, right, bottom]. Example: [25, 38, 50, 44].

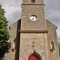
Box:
[0, 0, 22, 25]
[3, 5, 21, 18]
[57, 29, 60, 42]
[53, 11, 60, 19]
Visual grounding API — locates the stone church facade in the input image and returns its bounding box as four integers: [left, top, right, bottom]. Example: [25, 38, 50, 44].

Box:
[5, 0, 59, 60]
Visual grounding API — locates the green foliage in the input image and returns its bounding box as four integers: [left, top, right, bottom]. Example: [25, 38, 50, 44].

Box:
[58, 45, 60, 55]
[58, 44, 60, 56]
[0, 4, 10, 58]
[59, 45, 60, 52]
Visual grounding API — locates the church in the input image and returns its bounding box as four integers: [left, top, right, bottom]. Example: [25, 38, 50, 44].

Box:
[5, 0, 59, 60]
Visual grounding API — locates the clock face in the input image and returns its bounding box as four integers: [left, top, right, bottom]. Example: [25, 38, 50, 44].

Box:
[30, 15, 37, 21]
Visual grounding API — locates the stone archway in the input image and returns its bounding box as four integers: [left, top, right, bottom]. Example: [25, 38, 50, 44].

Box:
[28, 51, 42, 60]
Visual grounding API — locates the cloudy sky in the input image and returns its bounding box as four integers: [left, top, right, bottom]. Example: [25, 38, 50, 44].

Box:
[0, 0, 60, 42]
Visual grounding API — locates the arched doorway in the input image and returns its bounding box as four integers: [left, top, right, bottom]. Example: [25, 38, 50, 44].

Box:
[28, 52, 42, 60]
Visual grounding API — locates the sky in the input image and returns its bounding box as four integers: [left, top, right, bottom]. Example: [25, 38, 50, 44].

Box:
[0, 0, 60, 42]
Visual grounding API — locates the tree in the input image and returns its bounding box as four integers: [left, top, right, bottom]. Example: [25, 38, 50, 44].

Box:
[58, 44, 60, 56]
[0, 4, 10, 58]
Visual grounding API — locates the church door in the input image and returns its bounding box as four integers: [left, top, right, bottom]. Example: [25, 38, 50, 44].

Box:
[28, 54, 41, 60]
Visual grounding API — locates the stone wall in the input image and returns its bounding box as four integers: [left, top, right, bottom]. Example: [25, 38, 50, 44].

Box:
[46, 20, 59, 60]
[5, 21, 18, 60]
[19, 33, 49, 60]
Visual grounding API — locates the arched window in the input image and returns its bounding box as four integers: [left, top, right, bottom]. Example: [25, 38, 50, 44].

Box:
[31, 0, 35, 3]
[50, 41, 55, 52]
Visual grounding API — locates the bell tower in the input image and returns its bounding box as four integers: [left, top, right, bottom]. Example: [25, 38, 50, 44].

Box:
[19, 0, 48, 60]
[21, 0, 46, 30]
[19, 0, 59, 60]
